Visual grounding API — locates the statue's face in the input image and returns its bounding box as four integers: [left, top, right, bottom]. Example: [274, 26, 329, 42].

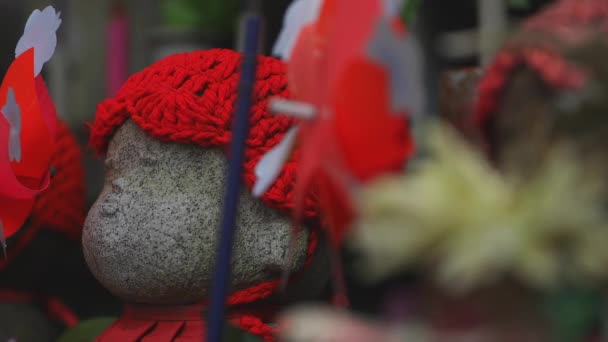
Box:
[83, 120, 325, 305]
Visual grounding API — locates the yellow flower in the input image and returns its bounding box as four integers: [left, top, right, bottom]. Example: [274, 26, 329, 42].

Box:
[350, 122, 608, 293]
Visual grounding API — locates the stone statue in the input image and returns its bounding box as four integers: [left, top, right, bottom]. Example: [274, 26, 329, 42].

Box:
[0, 121, 118, 342]
[474, 0, 608, 176]
[83, 49, 328, 341]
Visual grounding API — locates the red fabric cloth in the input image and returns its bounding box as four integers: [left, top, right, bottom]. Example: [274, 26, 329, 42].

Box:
[96, 304, 207, 342]
[88, 49, 323, 341]
[96, 303, 278, 342]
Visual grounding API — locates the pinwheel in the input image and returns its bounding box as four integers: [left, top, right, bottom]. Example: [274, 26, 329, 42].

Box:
[255, 0, 424, 248]
[0, 6, 61, 248]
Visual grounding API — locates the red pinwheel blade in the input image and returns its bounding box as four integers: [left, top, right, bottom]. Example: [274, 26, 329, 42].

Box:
[0, 49, 53, 199]
[1, 49, 54, 183]
[287, 0, 412, 245]
[280, 123, 325, 290]
[0, 49, 56, 238]
[0, 115, 36, 239]
[334, 59, 413, 182]
[0, 198, 34, 238]
[317, 170, 356, 248]
[324, 0, 383, 90]
[288, 24, 323, 105]
[293, 122, 327, 222]
[293, 120, 357, 248]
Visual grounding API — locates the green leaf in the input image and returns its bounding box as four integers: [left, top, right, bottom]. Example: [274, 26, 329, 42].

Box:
[402, 0, 422, 25]
[161, 0, 239, 33]
[56, 317, 116, 342]
[543, 288, 602, 342]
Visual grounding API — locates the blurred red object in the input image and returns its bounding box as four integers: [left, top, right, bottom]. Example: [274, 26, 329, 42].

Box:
[288, 0, 414, 247]
[0, 49, 57, 240]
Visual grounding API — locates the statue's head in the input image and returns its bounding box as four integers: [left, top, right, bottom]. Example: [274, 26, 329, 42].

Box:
[474, 0, 608, 177]
[84, 49, 327, 305]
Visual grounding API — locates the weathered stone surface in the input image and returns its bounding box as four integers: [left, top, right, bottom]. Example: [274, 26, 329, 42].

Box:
[83, 120, 327, 304]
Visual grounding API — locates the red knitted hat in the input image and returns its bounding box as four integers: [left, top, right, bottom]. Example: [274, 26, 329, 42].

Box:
[1, 120, 85, 269]
[30, 120, 85, 240]
[90, 48, 319, 220]
[473, 0, 604, 139]
[89, 49, 320, 341]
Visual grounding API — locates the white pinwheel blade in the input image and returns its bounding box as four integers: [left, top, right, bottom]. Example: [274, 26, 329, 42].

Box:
[366, 18, 426, 118]
[253, 126, 299, 197]
[15, 6, 62, 77]
[273, 0, 323, 60]
[382, 0, 406, 18]
[2, 88, 22, 163]
[269, 98, 316, 120]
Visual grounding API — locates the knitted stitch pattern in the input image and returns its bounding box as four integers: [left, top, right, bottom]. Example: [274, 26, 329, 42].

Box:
[89, 49, 321, 341]
[0, 120, 85, 270]
[90, 48, 318, 220]
[30, 120, 85, 240]
[473, 0, 601, 137]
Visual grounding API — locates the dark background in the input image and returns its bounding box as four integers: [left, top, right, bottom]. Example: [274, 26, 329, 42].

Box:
[0, 0, 558, 319]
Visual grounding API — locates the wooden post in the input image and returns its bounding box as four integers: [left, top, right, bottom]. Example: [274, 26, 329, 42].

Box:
[478, 0, 508, 65]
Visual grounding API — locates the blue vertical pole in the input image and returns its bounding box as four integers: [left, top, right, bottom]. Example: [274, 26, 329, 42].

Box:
[206, 7, 262, 342]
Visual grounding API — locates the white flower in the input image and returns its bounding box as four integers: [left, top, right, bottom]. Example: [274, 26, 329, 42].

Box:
[15, 6, 62, 77]
[279, 306, 405, 342]
[272, 0, 323, 60]
[350, 122, 608, 292]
